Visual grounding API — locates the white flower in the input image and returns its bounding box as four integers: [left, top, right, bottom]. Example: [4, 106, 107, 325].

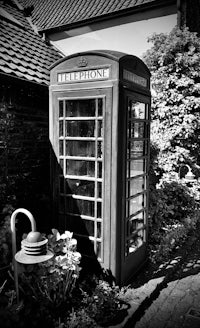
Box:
[51, 228, 61, 241]
[68, 264, 76, 271]
[69, 238, 77, 247]
[73, 251, 81, 261]
[60, 231, 73, 240]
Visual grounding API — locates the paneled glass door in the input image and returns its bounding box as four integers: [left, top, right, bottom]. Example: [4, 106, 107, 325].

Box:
[58, 96, 105, 261]
[122, 92, 150, 278]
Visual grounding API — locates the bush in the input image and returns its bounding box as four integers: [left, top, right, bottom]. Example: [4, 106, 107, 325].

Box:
[149, 180, 198, 226]
[143, 26, 200, 262]
[148, 178, 200, 262]
[0, 205, 15, 269]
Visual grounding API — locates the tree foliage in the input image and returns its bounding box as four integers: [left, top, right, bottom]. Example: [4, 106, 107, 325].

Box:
[143, 27, 200, 262]
[144, 26, 200, 175]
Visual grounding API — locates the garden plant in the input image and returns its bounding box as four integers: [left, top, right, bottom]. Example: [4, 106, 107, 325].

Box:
[144, 26, 200, 262]
[0, 226, 129, 328]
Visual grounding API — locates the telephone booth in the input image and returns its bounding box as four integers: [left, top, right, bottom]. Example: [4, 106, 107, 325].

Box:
[49, 50, 151, 284]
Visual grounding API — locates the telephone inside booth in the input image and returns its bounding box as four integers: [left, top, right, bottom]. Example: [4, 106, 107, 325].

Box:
[49, 50, 151, 284]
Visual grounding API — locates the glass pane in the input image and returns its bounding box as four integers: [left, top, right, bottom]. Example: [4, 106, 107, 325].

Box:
[97, 182, 102, 198]
[128, 176, 145, 196]
[77, 199, 95, 216]
[130, 101, 146, 119]
[97, 162, 102, 178]
[96, 241, 102, 259]
[97, 201, 102, 218]
[68, 216, 91, 236]
[59, 120, 64, 137]
[127, 121, 131, 139]
[66, 179, 95, 197]
[59, 140, 63, 156]
[128, 159, 145, 178]
[98, 99, 103, 116]
[128, 194, 146, 216]
[145, 104, 149, 120]
[130, 122, 145, 138]
[65, 120, 95, 137]
[65, 140, 95, 157]
[97, 222, 102, 238]
[97, 141, 103, 158]
[97, 120, 103, 137]
[84, 219, 94, 236]
[66, 160, 95, 177]
[129, 140, 146, 158]
[65, 99, 96, 117]
[66, 198, 95, 216]
[136, 212, 146, 228]
[60, 159, 64, 170]
[127, 212, 145, 236]
[128, 233, 144, 253]
[59, 101, 64, 117]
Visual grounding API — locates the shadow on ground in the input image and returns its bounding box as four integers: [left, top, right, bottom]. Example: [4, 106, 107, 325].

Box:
[130, 227, 200, 290]
[123, 224, 200, 328]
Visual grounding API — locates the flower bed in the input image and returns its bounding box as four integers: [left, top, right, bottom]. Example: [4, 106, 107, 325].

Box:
[0, 229, 129, 328]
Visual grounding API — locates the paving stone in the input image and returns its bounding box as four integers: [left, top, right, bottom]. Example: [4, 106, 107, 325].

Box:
[120, 225, 200, 328]
[183, 315, 200, 328]
[193, 296, 200, 308]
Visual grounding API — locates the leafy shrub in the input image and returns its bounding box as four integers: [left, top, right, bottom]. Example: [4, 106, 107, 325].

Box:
[0, 205, 15, 269]
[82, 280, 128, 326]
[59, 279, 128, 328]
[149, 180, 198, 226]
[148, 178, 200, 262]
[142, 26, 200, 262]
[64, 309, 98, 328]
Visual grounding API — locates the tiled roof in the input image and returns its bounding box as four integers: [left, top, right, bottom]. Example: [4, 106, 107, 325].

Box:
[18, 0, 159, 32]
[0, 1, 62, 85]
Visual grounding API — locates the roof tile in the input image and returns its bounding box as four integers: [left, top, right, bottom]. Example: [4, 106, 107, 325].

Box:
[18, 0, 158, 31]
[0, 3, 62, 85]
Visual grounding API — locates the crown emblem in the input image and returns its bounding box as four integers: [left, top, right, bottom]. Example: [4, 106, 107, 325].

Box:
[77, 56, 88, 67]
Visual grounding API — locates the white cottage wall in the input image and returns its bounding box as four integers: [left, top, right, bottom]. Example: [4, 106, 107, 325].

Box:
[48, 11, 177, 59]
